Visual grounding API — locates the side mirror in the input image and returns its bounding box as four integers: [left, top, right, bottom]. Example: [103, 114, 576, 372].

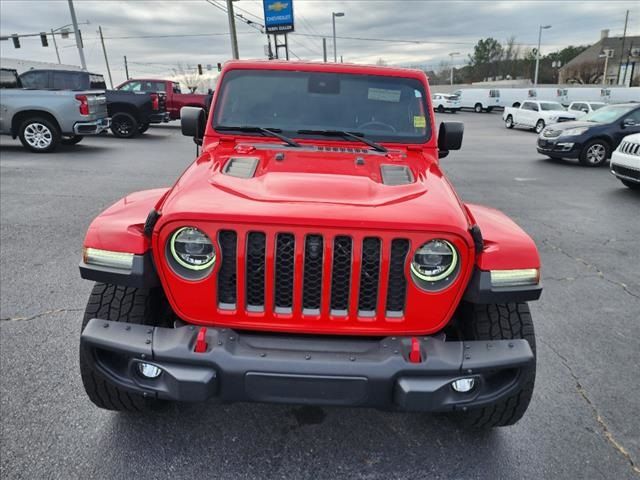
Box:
[622, 118, 636, 128]
[181, 106, 206, 145]
[438, 122, 464, 159]
[582, 108, 589, 113]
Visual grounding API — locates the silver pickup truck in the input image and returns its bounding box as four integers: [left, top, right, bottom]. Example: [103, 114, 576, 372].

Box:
[0, 68, 110, 152]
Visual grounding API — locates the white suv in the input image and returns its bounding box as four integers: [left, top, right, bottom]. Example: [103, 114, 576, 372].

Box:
[432, 94, 461, 113]
[611, 133, 640, 190]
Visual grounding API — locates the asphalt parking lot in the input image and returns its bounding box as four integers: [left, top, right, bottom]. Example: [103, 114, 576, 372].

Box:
[1, 112, 639, 480]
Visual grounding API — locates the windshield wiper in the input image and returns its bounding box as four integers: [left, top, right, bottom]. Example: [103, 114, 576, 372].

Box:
[216, 125, 301, 148]
[297, 129, 388, 153]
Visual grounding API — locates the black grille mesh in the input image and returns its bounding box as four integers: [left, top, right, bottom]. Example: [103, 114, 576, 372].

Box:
[386, 239, 410, 314]
[274, 233, 295, 310]
[217, 230, 237, 307]
[358, 238, 381, 314]
[246, 232, 266, 309]
[302, 235, 323, 312]
[330, 236, 353, 313]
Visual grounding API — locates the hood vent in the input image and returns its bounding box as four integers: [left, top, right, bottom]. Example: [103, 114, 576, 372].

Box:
[223, 157, 259, 179]
[381, 165, 414, 186]
[316, 145, 370, 154]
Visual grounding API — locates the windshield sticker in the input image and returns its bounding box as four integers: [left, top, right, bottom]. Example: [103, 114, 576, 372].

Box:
[368, 88, 401, 102]
[413, 116, 426, 128]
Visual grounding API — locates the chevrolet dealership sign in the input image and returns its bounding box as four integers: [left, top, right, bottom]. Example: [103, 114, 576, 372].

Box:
[263, 0, 294, 33]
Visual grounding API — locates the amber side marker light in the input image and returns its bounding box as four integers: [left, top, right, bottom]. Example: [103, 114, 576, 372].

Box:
[83, 247, 134, 271]
[490, 269, 540, 288]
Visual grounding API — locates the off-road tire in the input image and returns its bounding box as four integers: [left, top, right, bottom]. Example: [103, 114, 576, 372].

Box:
[505, 115, 514, 129]
[474, 103, 483, 113]
[61, 135, 83, 145]
[110, 112, 139, 138]
[579, 139, 610, 167]
[452, 303, 536, 428]
[621, 179, 640, 190]
[79, 283, 172, 412]
[18, 116, 61, 153]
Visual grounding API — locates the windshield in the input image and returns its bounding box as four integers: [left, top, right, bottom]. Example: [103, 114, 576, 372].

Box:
[583, 105, 636, 123]
[213, 69, 431, 143]
[590, 103, 605, 110]
[540, 102, 564, 111]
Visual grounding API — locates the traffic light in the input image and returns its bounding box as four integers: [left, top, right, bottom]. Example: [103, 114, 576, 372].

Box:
[197, 64, 203, 75]
[217, 63, 222, 72]
[40, 32, 48, 47]
[11, 34, 20, 48]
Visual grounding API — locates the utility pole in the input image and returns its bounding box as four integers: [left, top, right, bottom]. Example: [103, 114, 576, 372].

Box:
[98, 26, 113, 89]
[534, 24, 551, 86]
[50, 29, 61, 64]
[67, 0, 86, 69]
[226, 0, 239, 59]
[322, 38, 327, 62]
[124, 56, 129, 80]
[449, 52, 460, 85]
[617, 9, 629, 85]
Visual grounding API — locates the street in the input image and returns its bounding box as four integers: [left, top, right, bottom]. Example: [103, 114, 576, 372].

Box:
[1, 113, 639, 480]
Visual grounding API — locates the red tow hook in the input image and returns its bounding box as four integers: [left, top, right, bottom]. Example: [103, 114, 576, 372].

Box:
[409, 337, 422, 363]
[194, 327, 208, 353]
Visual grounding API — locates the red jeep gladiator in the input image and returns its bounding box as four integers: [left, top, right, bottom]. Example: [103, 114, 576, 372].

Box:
[117, 78, 208, 120]
[79, 61, 542, 428]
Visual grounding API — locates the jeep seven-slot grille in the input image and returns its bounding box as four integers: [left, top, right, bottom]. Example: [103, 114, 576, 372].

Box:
[216, 232, 411, 319]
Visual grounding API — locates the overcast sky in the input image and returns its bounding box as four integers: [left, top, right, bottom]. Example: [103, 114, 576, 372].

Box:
[1, 0, 639, 84]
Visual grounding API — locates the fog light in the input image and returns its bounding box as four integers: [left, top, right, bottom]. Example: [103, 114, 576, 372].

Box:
[452, 378, 475, 393]
[137, 362, 162, 379]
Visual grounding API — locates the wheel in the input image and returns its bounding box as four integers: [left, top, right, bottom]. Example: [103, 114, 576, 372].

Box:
[579, 139, 610, 167]
[535, 119, 545, 134]
[18, 117, 60, 153]
[437, 105, 445, 113]
[505, 115, 514, 129]
[474, 103, 483, 113]
[138, 124, 149, 134]
[79, 283, 173, 412]
[451, 303, 536, 428]
[110, 112, 139, 138]
[620, 179, 640, 190]
[61, 135, 83, 145]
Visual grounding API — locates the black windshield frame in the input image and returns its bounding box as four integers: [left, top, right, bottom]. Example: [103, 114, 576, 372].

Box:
[212, 69, 432, 144]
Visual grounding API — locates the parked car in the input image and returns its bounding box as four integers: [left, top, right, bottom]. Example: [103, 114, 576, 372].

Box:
[78, 60, 542, 429]
[537, 103, 640, 166]
[18, 69, 170, 138]
[567, 101, 606, 119]
[453, 88, 500, 112]
[610, 133, 640, 190]
[431, 93, 460, 113]
[116, 78, 208, 120]
[0, 68, 109, 152]
[503, 100, 576, 134]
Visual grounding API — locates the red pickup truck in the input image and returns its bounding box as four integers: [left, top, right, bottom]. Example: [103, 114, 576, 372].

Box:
[117, 78, 208, 120]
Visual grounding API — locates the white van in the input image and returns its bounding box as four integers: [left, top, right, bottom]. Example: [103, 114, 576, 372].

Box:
[453, 89, 501, 112]
[601, 87, 640, 104]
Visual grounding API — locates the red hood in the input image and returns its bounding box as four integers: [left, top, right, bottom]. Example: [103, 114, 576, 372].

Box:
[157, 140, 471, 237]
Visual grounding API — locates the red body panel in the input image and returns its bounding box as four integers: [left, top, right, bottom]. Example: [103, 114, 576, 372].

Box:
[86, 61, 541, 336]
[117, 79, 207, 120]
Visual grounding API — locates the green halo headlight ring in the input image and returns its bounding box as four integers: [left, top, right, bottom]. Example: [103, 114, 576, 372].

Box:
[169, 227, 216, 271]
[410, 240, 458, 283]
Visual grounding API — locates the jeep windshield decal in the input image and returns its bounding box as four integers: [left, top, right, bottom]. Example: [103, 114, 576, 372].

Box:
[213, 69, 431, 144]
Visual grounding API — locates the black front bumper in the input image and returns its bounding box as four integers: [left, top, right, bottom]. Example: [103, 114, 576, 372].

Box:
[82, 319, 534, 412]
[537, 136, 582, 158]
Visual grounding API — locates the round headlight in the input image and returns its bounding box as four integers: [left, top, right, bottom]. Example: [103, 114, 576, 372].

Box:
[410, 240, 458, 282]
[169, 227, 215, 270]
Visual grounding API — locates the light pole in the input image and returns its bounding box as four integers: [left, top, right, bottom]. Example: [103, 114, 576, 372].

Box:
[534, 24, 551, 87]
[332, 12, 344, 63]
[449, 52, 460, 85]
[67, 0, 86, 70]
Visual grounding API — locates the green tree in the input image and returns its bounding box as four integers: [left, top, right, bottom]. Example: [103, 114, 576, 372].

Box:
[468, 37, 503, 81]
